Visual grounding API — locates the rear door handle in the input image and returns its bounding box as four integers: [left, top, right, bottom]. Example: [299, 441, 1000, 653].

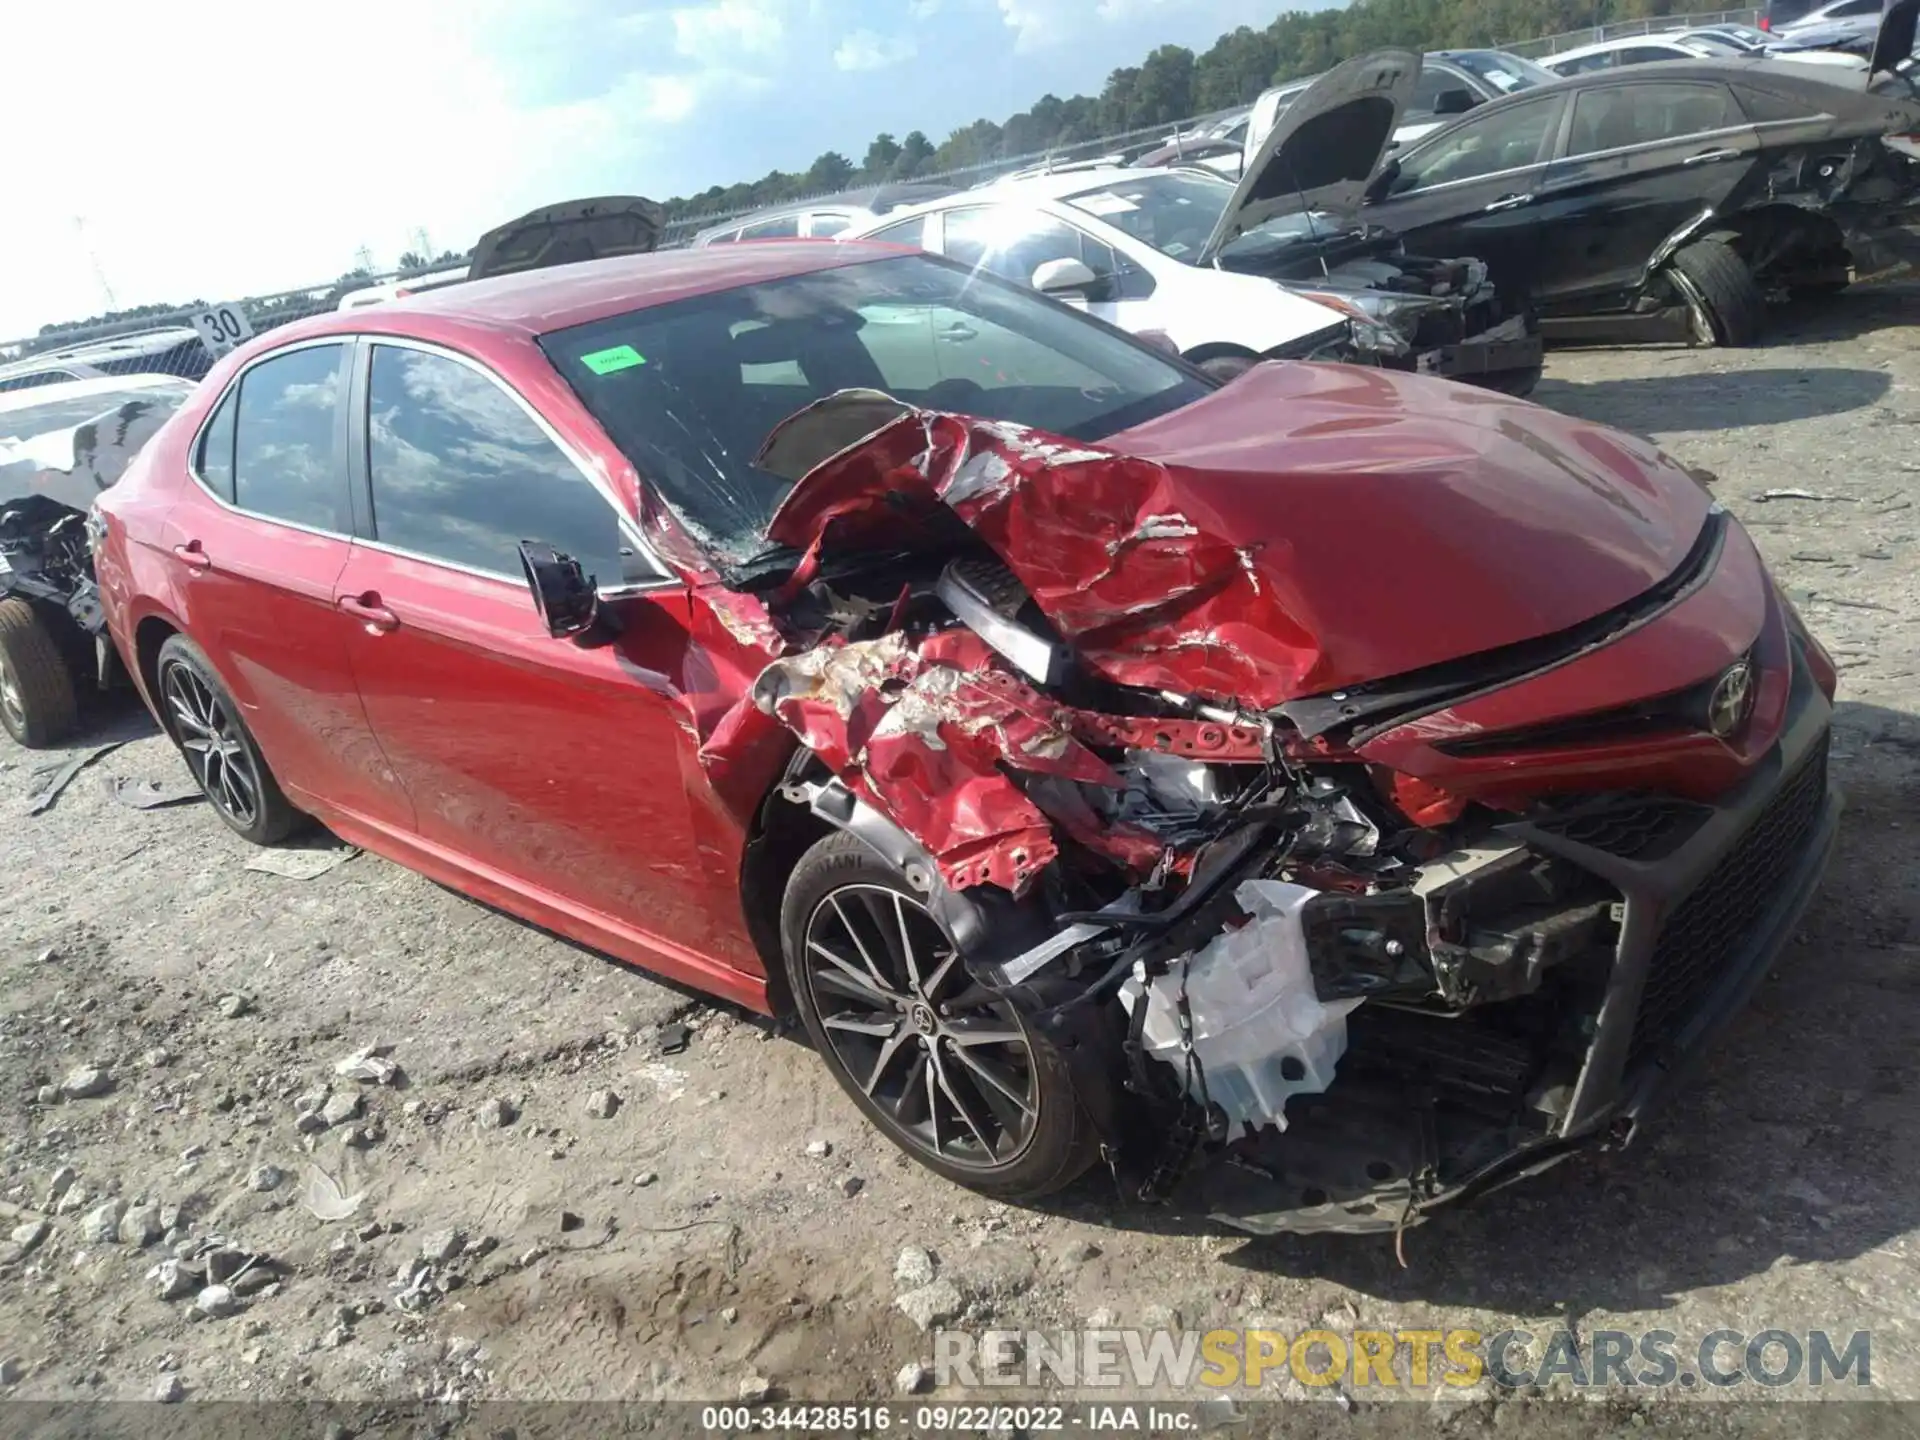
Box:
[337, 592, 399, 633]
[937, 323, 978, 341]
[1683, 148, 1740, 166]
[171, 540, 211, 571]
[1483, 192, 1533, 212]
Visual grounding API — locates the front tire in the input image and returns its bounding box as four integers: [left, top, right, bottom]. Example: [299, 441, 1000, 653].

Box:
[0, 598, 79, 748]
[780, 832, 1096, 1200]
[1668, 237, 1766, 347]
[154, 634, 303, 844]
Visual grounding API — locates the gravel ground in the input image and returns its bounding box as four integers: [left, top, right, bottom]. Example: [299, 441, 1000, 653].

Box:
[3, 287, 1918, 1431]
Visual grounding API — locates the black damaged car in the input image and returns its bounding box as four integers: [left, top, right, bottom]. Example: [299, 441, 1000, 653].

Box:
[1206, 5, 1920, 347]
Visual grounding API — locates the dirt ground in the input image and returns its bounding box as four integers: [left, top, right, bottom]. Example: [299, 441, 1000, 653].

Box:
[4, 287, 1919, 1432]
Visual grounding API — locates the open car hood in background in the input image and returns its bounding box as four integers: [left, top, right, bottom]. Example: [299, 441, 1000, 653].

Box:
[1198, 50, 1418, 265]
[467, 196, 665, 281]
[1870, 0, 1920, 76]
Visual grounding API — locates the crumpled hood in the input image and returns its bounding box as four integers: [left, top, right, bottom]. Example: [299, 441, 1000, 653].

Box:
[761, 364, 1712, 710]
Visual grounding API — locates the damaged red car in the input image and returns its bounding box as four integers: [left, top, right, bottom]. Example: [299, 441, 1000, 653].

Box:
[91, 240, 1841, 1235]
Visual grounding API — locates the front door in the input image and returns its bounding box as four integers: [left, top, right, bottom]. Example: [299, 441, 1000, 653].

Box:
[332, 340, 724, 970]
[1368, 93, 1568, 302]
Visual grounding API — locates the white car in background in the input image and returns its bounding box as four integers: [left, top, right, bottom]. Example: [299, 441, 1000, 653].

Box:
[335, 266, 472, 311]
[841, 169, 1357, 380]
[1541, 31, 1868, 74]
[840, 69, 1542, 397]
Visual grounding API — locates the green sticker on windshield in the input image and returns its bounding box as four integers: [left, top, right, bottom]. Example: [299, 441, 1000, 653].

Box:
[580, 344, 646, 375]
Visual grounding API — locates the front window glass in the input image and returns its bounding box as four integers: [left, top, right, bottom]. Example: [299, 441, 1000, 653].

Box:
[741, 215, 801, 239]
[1390, 97, 1559, 191]
[940, 207, 1121, 283]
[1062, 172, 1231, 262]
[366, 346, 632, 584]
[539, 254, 1206, 565]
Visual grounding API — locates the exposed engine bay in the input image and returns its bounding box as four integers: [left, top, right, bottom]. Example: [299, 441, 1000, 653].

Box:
[1228, 228, 1532, 378]
[694, 383, 1837, 1235]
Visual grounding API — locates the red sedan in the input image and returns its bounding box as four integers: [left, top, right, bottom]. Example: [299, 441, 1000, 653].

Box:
[91, 241, 1840, 1234]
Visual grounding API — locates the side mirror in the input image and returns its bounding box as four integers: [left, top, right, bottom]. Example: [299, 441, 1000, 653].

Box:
[1433, 88, 1478, 116]
[519, 540, 601, 638]
[1365, 157, 1402, 203]
[1031, 257, 1101, 297]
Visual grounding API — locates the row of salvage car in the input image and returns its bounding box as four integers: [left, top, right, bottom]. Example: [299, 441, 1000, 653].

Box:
[690, 8, 1920, 380]
[0, 34, 1885, 1237]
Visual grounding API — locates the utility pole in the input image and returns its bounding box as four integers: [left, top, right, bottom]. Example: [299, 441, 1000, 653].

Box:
[73, 216, 118, 311]
[354, 244, 376, 276]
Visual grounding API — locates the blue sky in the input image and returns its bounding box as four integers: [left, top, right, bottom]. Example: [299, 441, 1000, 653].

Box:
[5, 0, 1342, 339]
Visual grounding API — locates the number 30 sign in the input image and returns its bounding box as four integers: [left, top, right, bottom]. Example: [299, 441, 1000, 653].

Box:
[189, 304, 255, 358]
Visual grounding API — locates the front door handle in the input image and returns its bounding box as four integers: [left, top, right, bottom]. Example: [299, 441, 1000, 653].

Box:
[1483, 192, 1533, 213]
[937, 323, 978, 342]
[171, 540, 211, 571]
[1683, 148, 1740, 166]
[337, 592, 399, 633]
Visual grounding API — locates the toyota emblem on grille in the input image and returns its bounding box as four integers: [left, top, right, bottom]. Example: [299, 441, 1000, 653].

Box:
[1706, 658, 1755, 739]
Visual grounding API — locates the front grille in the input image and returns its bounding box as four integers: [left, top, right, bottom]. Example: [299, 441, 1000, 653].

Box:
[1533, 796, 1708, 861]
[1627, 738, 1830, 1068]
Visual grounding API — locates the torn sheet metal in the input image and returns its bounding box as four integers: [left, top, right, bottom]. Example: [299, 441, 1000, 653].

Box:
[760, 377, 1716, 711]
[760, 398, 1319, 709]
[752, 628, 1169, 894]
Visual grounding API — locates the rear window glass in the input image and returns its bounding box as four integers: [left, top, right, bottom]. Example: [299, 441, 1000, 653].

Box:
[1736, 85, 1825, 122]
[232, 344, 344, 530]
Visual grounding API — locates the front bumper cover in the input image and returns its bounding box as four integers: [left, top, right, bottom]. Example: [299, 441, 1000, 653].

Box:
[1177, 641, 1840, 1236]
[1415, 314, 1544, 382]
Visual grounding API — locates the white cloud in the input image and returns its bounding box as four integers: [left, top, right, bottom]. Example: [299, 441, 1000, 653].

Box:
[833, 28, 917, 70]
[908, 0, 942, 16]
[997, 0, 1173, 50]
[671, 0, 786, 64]
[0, 0, 787, 338]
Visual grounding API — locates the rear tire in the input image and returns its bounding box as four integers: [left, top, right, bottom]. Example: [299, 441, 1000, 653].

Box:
[1669, 238, 1766, 347]
[154, 634, 303, 845]
[0, 598, 79, 748]
[780, 831, 1097, 1201]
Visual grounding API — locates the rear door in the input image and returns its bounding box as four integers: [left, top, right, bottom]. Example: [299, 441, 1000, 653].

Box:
[1367, 92, 1569, 299]
[1527, 78, 1760, 308]
[161, 340, 415, 828]
[331, 338, 724, 962]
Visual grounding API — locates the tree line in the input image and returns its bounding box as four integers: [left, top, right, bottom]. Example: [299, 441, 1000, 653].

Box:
[659, 0, 1700, 223]
[20, 0, 1700, 346]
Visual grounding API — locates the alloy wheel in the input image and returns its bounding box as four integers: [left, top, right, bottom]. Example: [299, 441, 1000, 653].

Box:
[161, 661, 259, 827]
[801, 882, 1039, 1170]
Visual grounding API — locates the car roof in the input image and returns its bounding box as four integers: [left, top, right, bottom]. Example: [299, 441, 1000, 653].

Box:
[226, 242, 901, 350]
[1414, 54, 1855, 122]
[0, 371, 193, 415]
[907, 166, 1194, 210]
[1544, 34, 1694, 62]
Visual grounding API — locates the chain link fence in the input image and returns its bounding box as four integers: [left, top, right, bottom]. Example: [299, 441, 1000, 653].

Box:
[1, 6, 1763, 368]
[1503, 6, 1761, 58]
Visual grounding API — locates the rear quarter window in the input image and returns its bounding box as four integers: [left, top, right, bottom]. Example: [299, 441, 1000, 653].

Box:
[1735, 85, 1826, 122]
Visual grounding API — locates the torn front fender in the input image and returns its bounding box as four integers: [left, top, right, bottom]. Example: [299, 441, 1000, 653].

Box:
[751, 628, 1171, 894]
